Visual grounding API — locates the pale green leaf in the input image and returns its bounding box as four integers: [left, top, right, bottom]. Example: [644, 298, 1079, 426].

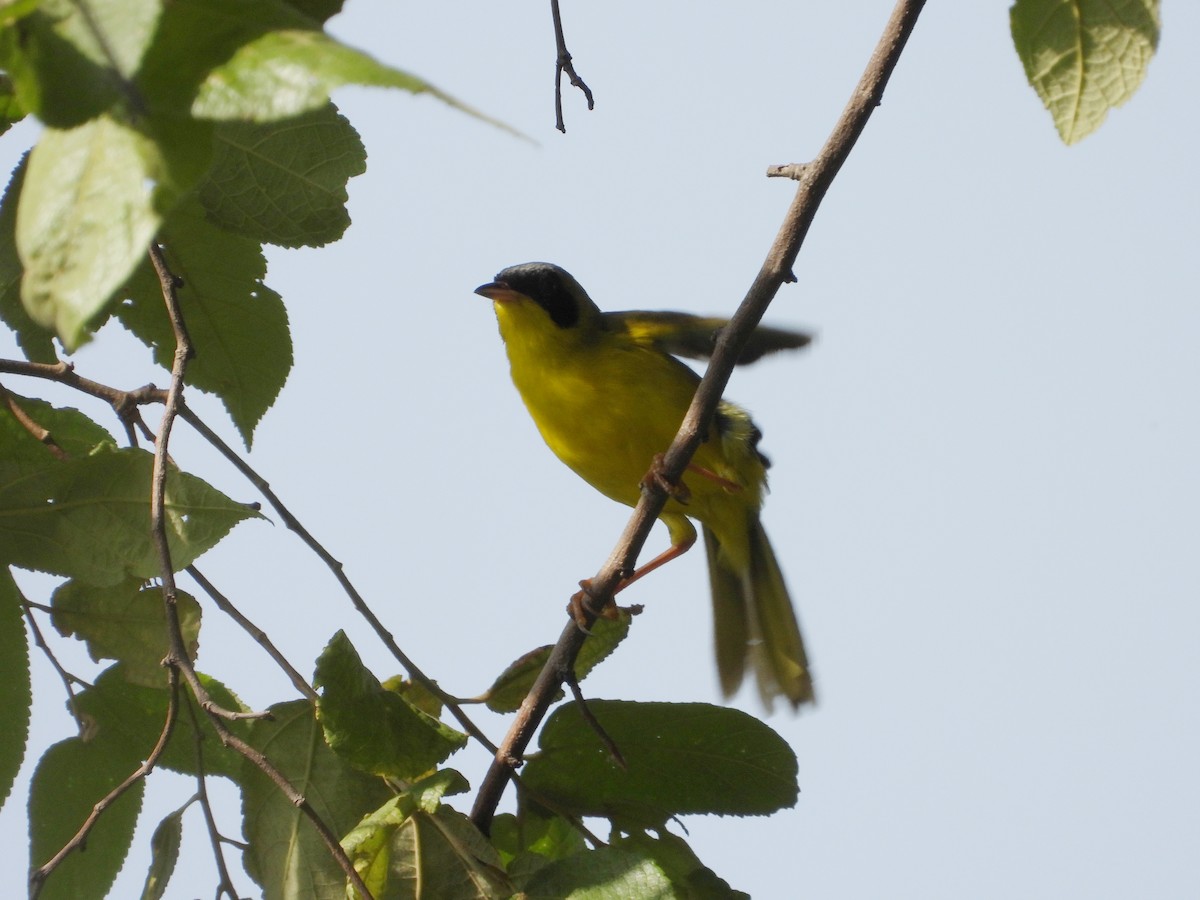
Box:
[140, 801, 187, 900]
[0, 392, 114, 474]
[51, 577, 201, 688]
[240, 699, 392, 900]
[117, 194, 292, 446]
[314, 631, 467, 780]
[614, 831, 747, 899]
[0, 156, 57, 361]
[199, 102, 365, 248]
[342, 794, 511, 900]
[193, 28, 446, 121]
[29, 737, 144, 900]
[0, 446, 260, 586]
[0, 567, 30, 811]
[1010, 0, 1160, 144]
[522, 701, 798, 826]
[523, 847, 674, 900]
[16, 117, 163, 349]
[0, 0, 158, 126]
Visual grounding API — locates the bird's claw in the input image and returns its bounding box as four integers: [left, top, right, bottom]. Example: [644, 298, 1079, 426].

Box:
[642, 453, 691, 504]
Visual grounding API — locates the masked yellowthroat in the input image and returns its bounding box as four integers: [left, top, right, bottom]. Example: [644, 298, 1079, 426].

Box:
[476, 262, 814, 709]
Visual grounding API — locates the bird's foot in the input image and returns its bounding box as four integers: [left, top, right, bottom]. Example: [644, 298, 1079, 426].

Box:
[642, 454, 691, 504]
[568, 578, 624, 630]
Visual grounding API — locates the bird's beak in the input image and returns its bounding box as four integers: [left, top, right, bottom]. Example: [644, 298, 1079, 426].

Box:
[474, 281, 523, 303]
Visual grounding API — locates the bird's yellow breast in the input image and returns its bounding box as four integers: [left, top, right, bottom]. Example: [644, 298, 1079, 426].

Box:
[494, 298, 766, 528]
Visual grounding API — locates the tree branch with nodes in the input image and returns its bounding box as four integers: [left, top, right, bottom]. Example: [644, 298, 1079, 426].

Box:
[550, 0, 593, 132]
[470, 0, 927, 833]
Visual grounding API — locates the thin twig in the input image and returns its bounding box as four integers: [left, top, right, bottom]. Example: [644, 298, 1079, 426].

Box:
[470, 0, 928, 832]
[182, 694, 242, 900]
[18, 595, 87, 732]
[176, 403, 499, 756]
[550, 0, 594, 133]
[0, 381, 67, 458]
[186, 564, 319, 703]
[143, 244, 374, 900]
[30, 670, 180, 897]
[564, 676, 625, 769]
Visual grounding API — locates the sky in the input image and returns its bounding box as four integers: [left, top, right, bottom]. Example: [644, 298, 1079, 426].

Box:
[2, 1, 1198, 898]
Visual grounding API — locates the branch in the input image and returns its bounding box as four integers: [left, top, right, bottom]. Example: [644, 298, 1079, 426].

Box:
[470, 0, 927, 832]
[30, 670, 180, 897]
[551, 0, 594, 132]
[142, 244, 374, 900]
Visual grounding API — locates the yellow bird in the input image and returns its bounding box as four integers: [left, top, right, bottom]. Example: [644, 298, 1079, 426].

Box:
[476, 262, 814, 709]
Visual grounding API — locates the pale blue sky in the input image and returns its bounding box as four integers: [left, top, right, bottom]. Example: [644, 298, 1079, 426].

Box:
[3, 2, 1197, 897]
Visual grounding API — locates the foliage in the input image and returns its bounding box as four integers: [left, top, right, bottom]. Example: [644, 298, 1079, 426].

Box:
[0, 0, 1160, 898]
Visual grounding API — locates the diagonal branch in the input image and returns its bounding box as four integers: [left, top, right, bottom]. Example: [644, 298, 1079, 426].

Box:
[470, 0, 927, 832]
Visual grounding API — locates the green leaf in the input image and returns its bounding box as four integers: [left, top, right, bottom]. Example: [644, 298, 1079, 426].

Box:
[140, 801, 187, 900]
[0, 446, 260, 586]
[522, 702, 798, 826]
[0, 567, 31, 811]
[614, 832, 747, 900]
[29, 736, 145, 900]
[282, 0, 344, 25]
[0, 392, 114, 474]
[16, 116, 163, 349]
[51, 576, 201, 688]
[117, 194, 292, 446]
[484, 612, 632, 713]
[240, 699, 393, 900]
[73, 665, 248, 780]
[0, 155, 57, 361]
[522, 846, 675, 900]
[0, 73, 27, 135]
[314, 631, 467, 780]
[0, 0, 159, 127]
[192, 27, 445, 121]
[342, 788, 511, 900]
[1010, 0, 1160, 144]
[199, 102, 365, 248]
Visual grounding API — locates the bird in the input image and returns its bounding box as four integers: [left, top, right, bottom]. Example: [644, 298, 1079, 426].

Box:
[475, 261, 814, 710]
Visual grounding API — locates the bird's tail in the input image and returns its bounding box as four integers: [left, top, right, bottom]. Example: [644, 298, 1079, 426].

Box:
[705, 517, 814, 710]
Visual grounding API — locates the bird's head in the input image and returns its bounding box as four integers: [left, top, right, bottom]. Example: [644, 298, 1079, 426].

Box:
[474, 262, 600, 330]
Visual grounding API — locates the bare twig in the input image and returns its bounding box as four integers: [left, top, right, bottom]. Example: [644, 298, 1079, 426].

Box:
[142, 244, 374, 900]
[30, 670, 180, 897]
[186, 564, 319, 703]
[564, 676, 625, 769]
[551, 0, 594, 132]
[176, 403, 500, 757]
[182, 695, 242, 900]
[470, 0, 927, 832]
[18, 593, 87, 732]
[0, 381, 66, 458]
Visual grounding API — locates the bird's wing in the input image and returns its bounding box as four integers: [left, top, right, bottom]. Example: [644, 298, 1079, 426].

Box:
[607, 310, 813, 364]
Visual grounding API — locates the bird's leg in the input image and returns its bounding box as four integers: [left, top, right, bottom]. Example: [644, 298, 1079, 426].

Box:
[685, 462, 743, 493]
[568, 533, 697, 628]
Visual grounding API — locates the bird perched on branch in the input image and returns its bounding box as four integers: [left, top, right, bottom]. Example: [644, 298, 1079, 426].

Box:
[475, 262, 814, 710]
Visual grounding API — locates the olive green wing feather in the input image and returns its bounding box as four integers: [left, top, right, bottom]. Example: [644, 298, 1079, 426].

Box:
[607, 310, 812, 364]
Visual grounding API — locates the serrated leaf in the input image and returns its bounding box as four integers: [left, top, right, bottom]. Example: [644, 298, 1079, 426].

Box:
[199, 102, 365, 248]
[0, 156, 57, 361]
[523, 846, 674, 900]
[491, 806, 586, 881]
[342, 792, 511, 900]
[240, 699, 392, 900]
[1010, 0, 1160, 144]
[0, 72, 26, 134]
[522, 701, 798, 826]
[140, 801, 187, 900]
[0, 567, 31, 811]
[16, 116, 162, 349]
[0, 446, 260, 586]
[314, 631, 467, 780]
[74, 665, 248, 780]
[51, 576, 201, 688]
[117, 194, 292, 446]
[29, 736, 145, 900]
[484, 612, 632, 713]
